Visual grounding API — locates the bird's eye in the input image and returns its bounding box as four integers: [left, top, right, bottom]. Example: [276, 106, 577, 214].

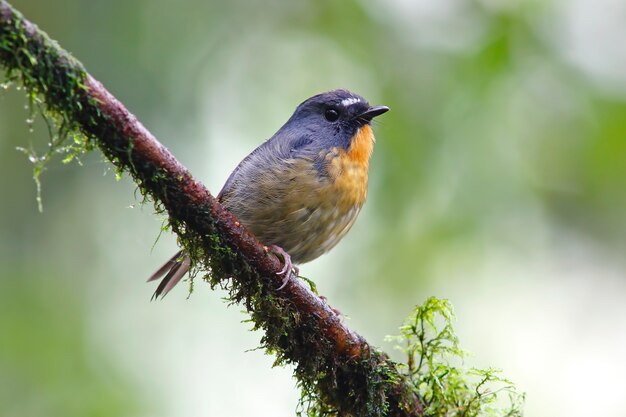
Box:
[324, 108, 340, 122]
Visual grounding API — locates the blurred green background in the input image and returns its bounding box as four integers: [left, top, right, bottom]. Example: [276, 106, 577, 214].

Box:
[1, 0, 625, 416]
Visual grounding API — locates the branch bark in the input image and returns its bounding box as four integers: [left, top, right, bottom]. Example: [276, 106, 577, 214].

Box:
[0, 2, 423, 415]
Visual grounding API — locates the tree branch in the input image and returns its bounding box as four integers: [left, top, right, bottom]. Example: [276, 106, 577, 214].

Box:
[0, 2, 423, 415]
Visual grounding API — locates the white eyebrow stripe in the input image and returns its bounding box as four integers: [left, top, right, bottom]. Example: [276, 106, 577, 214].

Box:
[341, 97, 361, 107]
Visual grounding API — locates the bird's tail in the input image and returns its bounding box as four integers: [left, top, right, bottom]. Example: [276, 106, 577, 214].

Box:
[147, 250, 191, 300]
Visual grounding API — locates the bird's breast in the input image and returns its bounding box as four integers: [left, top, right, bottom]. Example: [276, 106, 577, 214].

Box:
[323, 124, 374, 209]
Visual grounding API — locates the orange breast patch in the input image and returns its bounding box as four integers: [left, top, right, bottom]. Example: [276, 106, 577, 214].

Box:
[324, 125, 375, 209]
[346, 124, 375, 166]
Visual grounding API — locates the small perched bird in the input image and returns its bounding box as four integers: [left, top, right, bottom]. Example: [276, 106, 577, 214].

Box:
[149, 89, 389, 298]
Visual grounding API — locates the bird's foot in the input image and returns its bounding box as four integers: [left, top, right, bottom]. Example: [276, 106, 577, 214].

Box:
[267, 245, 299, 289]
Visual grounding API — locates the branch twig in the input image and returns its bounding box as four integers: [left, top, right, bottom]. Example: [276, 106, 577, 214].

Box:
[0, 2, 423, 415]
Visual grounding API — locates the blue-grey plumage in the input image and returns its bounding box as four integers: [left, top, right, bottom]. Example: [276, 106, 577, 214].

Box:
[149, 89, 389, 298]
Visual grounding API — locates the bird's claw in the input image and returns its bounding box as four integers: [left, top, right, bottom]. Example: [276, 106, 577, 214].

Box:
[268, 245, 298, 290]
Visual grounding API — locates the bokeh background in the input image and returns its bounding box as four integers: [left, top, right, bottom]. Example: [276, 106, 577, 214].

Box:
[1, 0, 625, 416]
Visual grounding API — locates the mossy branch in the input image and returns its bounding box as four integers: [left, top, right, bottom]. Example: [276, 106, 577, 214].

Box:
[0, 2, 423, 416]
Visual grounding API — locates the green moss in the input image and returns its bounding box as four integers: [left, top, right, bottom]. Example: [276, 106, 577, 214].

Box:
[387, 297, 525, 417]
[1, 3, 93, 210]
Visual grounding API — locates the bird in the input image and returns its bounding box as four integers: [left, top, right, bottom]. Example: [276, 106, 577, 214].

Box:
[148, 89, 389, 299]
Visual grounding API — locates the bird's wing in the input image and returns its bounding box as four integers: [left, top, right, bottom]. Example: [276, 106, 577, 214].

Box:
[217, 141, 270, 201]
[217, 130, 317, 201]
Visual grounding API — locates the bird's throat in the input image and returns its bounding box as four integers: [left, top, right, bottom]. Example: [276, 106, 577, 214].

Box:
[347, 124, 375, 167]
[324, 125, 374, 207]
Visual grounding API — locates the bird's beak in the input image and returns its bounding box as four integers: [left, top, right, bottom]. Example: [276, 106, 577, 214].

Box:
[357, 105, 389, 121]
